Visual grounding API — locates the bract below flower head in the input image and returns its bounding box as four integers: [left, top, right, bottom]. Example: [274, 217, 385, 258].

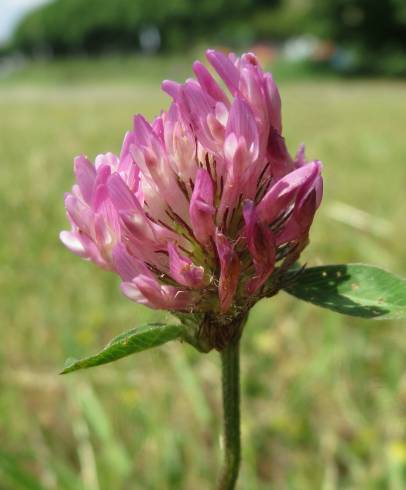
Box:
[61, 49, 323, 347]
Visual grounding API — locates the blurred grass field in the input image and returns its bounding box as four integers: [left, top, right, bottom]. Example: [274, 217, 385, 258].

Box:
[0, 56, 406, 490]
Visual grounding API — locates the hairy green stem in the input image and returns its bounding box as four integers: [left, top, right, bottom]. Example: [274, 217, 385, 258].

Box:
[218, 340, 241, 490]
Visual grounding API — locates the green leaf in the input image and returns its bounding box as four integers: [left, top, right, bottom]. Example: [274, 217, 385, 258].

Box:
[284, 264, 406, 320]
[61, 323, 183, 374]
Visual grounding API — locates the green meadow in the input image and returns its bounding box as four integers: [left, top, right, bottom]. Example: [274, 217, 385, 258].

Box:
[1, 56, 406, 490]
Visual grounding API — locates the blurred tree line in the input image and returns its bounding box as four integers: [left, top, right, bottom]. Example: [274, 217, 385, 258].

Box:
[12, 0, 277, 55]
[9, 0, 406, 73]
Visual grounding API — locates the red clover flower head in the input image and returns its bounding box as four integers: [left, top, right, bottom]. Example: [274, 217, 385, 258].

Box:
[61, 49, 323, 347]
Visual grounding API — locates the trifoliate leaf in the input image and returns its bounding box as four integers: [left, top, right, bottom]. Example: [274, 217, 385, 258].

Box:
[284, 264, 406, 320]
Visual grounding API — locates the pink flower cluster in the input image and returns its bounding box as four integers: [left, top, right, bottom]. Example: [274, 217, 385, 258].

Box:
[61, 50, 322, 314]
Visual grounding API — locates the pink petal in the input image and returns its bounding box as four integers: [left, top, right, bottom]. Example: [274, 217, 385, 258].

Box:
[59, 230, 86, 256]
[164, 103, 197, 181]
[161, 79, 181, 100]
[239, 64, 266, 121]
[294, 143, 306, 167]
[94, 152, 119, 171]
[276, 166, 322, 245]
[119, 131, 136, 162]
[189, 169, 215, 246]
[128, 274, 166, 307]
[112, 243, 148, 281]
[121, 280, 153, 306]
[107, 174, 158, 244]
[214, 231, 240, 312]
[132, 115, 190, 223]
[264, 73, 282, 134]
[225, 96, 259, 161]
[219, 135, 248, 223]
[94, 164, 111, 188]
[74, 155, 96, 205]
[107, 173, 139, 211]
[192, 60, 229, 106]
[93, 183, 109, 211]
[121, 275, 193, 311]
[180, 80, 218, 152]
[60, 229, 109, 269]
[315, 174, 323, 208]
[152, 114, 164, 140]
[243, 201, 276, 294]
[167, 242, 205, 288]
[267, 129, 293, 179]
[206, 49, 239, 95]
[64, 194, 93, 235]
[257, 161, 321, 225]
[162, 286, 194, 311]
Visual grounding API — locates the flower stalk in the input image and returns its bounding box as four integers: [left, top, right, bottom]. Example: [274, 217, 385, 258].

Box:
[219, 339, 241, 490]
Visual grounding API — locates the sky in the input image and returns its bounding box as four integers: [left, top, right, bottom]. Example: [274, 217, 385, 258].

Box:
[0, 0, 50, 44]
